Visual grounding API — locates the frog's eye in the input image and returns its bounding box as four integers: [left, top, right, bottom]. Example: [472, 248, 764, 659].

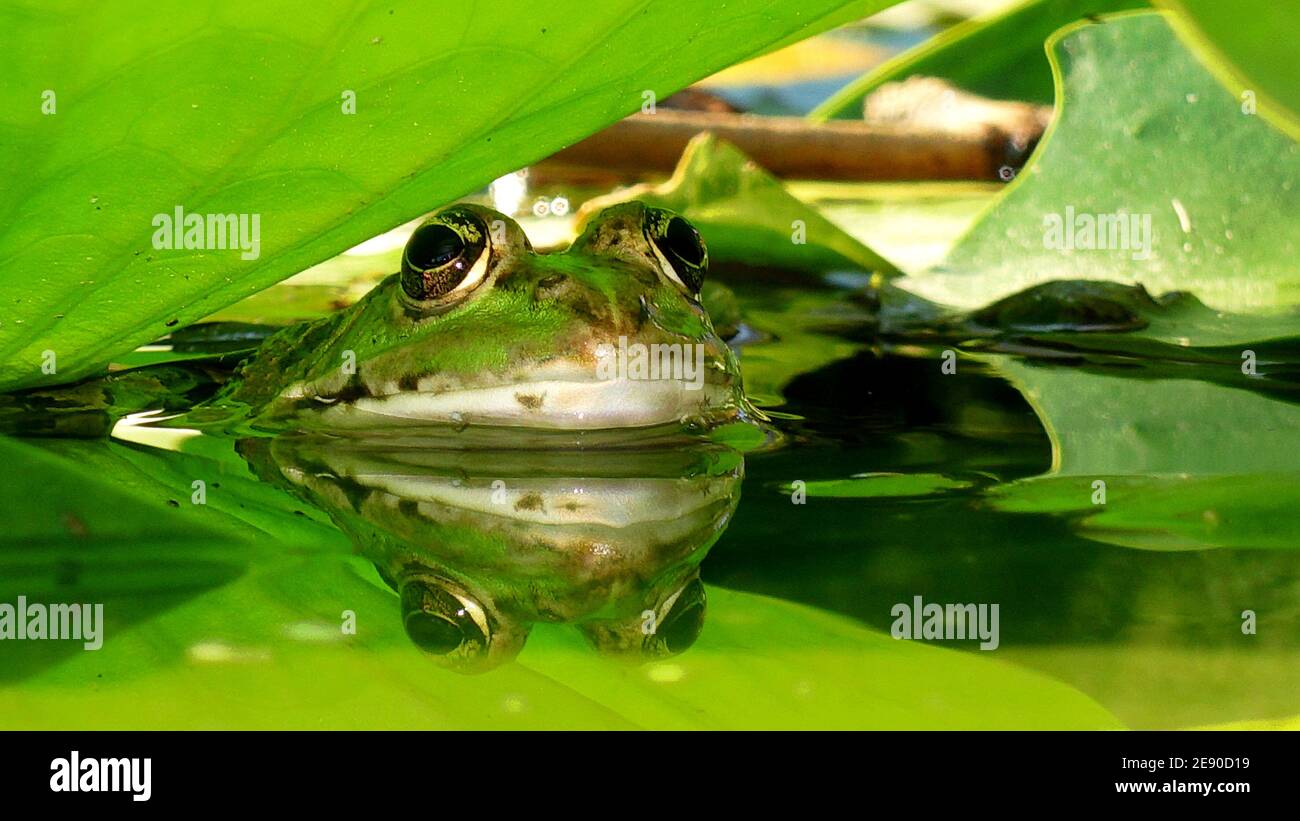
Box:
[644, 207, 707, 294]
[578, 575, 707, 659]
[399, 578, 491, 659]
[649, 577, 707, 655]
[400, 209, 491, 303]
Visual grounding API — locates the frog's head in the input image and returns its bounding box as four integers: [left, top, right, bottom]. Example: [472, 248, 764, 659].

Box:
[237, 202, 745, 431]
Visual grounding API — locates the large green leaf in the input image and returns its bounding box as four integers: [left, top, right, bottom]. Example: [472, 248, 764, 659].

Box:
[0, 434, 262, 682]
[0, 434, 1121, 729]
[0, 0, 890, 392]
[1156, 0, 1300, 141]
[810, 0, 1146, 119]
[0, 574, 1124, 729]
[906, 12, 1300, 315]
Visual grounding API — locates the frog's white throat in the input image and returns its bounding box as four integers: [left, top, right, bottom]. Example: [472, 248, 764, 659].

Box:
[317, 375, 736, 430]
[280, 350, 738, 430]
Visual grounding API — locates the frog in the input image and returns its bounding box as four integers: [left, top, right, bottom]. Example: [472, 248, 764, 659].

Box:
[239, 432, 743, 672]
[0, 202, 752, 438]
[210, 201, 749, 433]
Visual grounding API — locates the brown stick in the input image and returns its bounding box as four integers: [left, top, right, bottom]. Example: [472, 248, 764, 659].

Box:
[537, 109, 1020, 182]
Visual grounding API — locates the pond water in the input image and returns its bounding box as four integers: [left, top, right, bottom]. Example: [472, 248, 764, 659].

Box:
[2, 209, 1297, 731]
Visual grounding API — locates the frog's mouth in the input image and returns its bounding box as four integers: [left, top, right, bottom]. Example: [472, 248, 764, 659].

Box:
[285, 357, 743, 431]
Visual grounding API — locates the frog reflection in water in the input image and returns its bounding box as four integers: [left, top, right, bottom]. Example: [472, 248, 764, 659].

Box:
[217, 202, 747, 433]
[242, 435, 742, 672]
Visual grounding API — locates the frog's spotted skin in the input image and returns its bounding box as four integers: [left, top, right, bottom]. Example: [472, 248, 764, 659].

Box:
[221, 202, 745, 432]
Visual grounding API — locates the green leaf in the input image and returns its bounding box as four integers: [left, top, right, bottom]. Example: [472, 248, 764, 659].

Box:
[907, 12, 1300, 315]
[517, 587, 1121, 729]
[1200, 714, 1300, 731]
[579, 133, 902, 275]
[0, 435, 253, 547]
[1155, 0, 1300, 141]
[784, 472, 973, 498]
[0, 435, 257, 682]
[810, 0, 1147, 120]
[800, 179, 998, 274]
[4, 571, 1122, 728]
[0, 0, 891, 392]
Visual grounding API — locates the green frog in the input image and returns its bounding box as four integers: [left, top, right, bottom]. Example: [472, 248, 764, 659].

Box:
[214, 201, 747, 433]
[241, 433, 743, 672]
[3, 203, 751, 438]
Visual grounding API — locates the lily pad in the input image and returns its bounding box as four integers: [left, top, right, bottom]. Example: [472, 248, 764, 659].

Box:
[906, 12, 1300, 315]
[1155, 0, 1300, 141]
[0, 0, 888, 392]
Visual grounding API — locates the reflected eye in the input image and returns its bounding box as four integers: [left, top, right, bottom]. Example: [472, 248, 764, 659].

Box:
[653, 577, 706, 655]
[401, 208, 491, 302]
[576, 575, 708, 660]
[399, 578, 490, 657]
[644, 207, 707, 293]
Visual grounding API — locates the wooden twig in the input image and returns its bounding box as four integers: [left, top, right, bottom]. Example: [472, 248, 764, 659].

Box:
[537, 107, 1037, 182]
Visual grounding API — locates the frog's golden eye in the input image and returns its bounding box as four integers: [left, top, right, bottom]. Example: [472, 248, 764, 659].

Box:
[644, 207, 707, 294]
[400, 208, 490, 303]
